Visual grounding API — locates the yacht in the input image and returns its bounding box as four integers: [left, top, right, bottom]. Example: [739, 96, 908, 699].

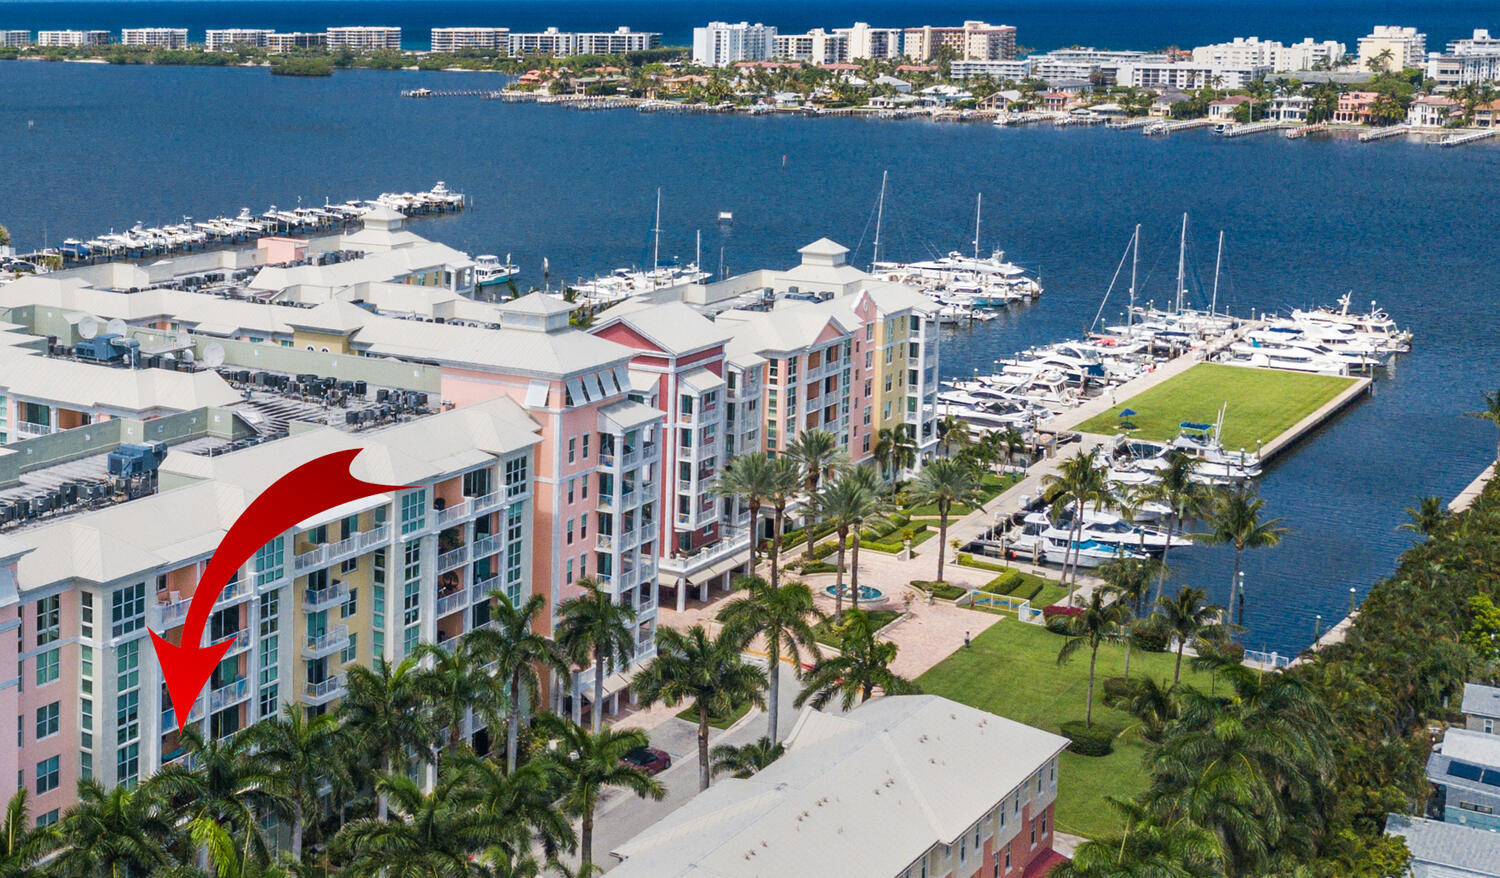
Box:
[1290, 294, 1411, 352]
[474, 254, 518, 292]
[1219, 341, 1350, 376]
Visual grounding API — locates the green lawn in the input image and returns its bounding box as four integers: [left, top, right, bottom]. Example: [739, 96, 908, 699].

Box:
[1074, 363, 1355, 449]
[916, 621, 1207, 838]
[813, 608, 900, 647]
[675, 700, 754, 730]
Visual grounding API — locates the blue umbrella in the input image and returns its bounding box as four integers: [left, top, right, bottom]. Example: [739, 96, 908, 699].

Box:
[1119, 408, 1137, 417]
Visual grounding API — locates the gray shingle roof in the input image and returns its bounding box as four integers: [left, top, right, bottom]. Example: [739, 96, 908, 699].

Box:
[1385, 814, 1500, 876]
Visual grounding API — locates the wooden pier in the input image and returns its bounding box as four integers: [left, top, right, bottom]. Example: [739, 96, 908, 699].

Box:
[1145, 118, 1215, 136]
[401, 89, 501, 99]
[1283, 122, 1328, 139]
[1358, 123, 1412, 142]
[1107, 117, 1154, 130]
[1439, 128, 1498, 148]
[1217, 121, 1285, 138]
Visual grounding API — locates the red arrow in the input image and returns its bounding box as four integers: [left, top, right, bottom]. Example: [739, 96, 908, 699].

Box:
[151, 449, 403, 731]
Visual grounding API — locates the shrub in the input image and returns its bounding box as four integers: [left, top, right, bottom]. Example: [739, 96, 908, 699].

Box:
[957, 552, 1011, 573]
[1131, 627, 1170, 653]
[809, 540, 840, 561]
[1045, 614, 1073, 634]
[862, 539, 905, 554]
[1101, 676, 1135, 704]
[910, 580, 967, 601]
[1060, 721, 1117, 756]
[1043, 604, 1082, 619]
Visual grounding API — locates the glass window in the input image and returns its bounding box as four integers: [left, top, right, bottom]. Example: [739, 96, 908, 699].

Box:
[35, 757, 59, 794]
[403, 541, 421, 582]
[35, 596, 61, 645]
[254, 538, 284, 587]
[505, 456, 528, 497]
[35, 649, 59, 685]
[259, 684, 279, 718]
[111, 583, 145, 637]
[35, 703, 59, 740]
[259, 635, 278, 687]
[400, 490, 427, 535]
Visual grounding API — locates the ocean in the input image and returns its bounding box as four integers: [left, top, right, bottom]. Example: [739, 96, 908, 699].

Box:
[0, 58, 1496, 656]
[2, 0, 1500, 52]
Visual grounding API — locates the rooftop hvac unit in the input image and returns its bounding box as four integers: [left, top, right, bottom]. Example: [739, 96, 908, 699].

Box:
[107, 442, 168, 478]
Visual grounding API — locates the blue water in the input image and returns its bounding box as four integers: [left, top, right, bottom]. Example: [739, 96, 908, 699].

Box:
[3, 0, 1500, 52]
[0, 60, 1496, 655]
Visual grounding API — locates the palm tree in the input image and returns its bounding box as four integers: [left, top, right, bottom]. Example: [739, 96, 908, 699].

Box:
[556, 578, 638, 733]
[795, 608, 919, 710]
[332, 773, 485, 878]
[342, 657, 440, 819]
[485, 590, 570, 772]
[1399, 495, 1449, 537]
[1044, 447, 1110, 596]
[1155, 586, 1224, 684]
[873, 424, 917, 480]
[1144, 451, 1209, 605]
[414, 631, 510, 756]
[451, 755, 575, 865]
[1193, 485, 1288, 627]
[634, 625, 768, 791]
[148, 728, 291, 873]
[1053, 798, 1223, 878]
[1466, 388, 1500, 465]
[814, 466, 891, 615]
[717, 575, 821, 741]
[908, 457, 984, 584]
[763, 455, 804, 591]
[935, 414, 971, 457]
[0, 790, 55, 877]
[55, 781, 178, 878]
[1056, 589, 1130, 726]
[538, 717, 665, 875]
[785, 428, 846, 497]
[241, 705, 345, 862]
[713, 451, 777, 569]
[1099, 555, 1162, 679]
[710, 737, 787, 779]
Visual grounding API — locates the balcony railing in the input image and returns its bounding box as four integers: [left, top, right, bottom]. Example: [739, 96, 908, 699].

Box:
[658, 526, 753, 578]
[469, 575, 501, 605]
[435, 589, 468, 617]
[303, 579, 350, 612]
[437, 544, 470, 572]
[221, 630, 251, 656]
[156, 577, 250, 628]
[470, 533, 502, 559]
[596, 532, 614, 551]
[435, 491, 503, 527]
[304, 625, 349, 657]
[305, 674, 347, 703]
[14, 421, 55, 437]
[293, 524, 391, 573]
[208, 677, 250, 713]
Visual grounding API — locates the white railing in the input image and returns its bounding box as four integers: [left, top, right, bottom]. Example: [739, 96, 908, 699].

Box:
[293, 524, 391, 573]
[437, 544, 470, 572]
[305, 625, 349, 655]
[303, 580, 349, 611]
[222, 630, 251, 655]
[598, 449, 616, 467]
[208, 678, 250, 713]
[305, 674, 346, 701]
[157, 595, 191, 628]
[435, 589, 468, 617]
[469, 576, 501, 604]
[15, 421, 55, 437]
[471, 534, 502, 559]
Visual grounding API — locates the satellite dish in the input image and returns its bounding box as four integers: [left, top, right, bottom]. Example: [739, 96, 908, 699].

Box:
[201, 343, 226, 368]
[77, 315, 99, 339]
[105, 318, 127, 337]
[175, 329, 191, 347]
[182, 349, 195, 364]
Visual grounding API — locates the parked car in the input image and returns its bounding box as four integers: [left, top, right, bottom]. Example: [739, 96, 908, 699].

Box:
[621, 746, 672, 775]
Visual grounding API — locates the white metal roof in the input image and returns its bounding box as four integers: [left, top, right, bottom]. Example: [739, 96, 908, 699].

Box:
[0, 350, 242, 414]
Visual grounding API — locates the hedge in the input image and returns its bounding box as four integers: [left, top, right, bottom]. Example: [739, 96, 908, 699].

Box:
[802, 560, 838, 575]
[983, 570, 1025, 595]
[809, 540, 840, 561]
[957, 552, 1011, 573]
[1042, 604, 1082, 619]
[1060, 720, 1117, 756]
[863, 539, 905, 554]
[1131, 628, 1170, 653]
[910, 580, 967, 601]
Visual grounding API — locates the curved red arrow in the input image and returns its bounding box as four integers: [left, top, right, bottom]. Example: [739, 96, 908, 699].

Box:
[151, 448, 404, 731]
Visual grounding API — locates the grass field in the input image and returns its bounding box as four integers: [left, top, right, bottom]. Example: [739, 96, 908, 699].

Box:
[1075, 363, 1355, 449]
[915, 620, 1209, 838]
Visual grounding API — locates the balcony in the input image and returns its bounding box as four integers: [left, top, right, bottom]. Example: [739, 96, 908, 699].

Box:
[208, 677, 251, 713]
[303, 624, 350, 659]
[304, 674, 347, 705]
[469, 575, 501, 605]
[303, 579, 350, 612]
[437, 543, 470, 572]
[470, 533, 502, 560]
[435, 491, 503, 527]
[14, 421, 56, 438]
[435, 589, 468, 618]
[156, 578, 250, 628]
[596, 532, 615, 551]
[293, 524, 392, 574]
[221, 629, 251, 657]
[658, 526, 754, 579]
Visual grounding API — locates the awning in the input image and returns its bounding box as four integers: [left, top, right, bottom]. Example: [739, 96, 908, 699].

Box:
[680, 367, 726, 395]
[688, 551, 752, 586]
[579, 670, 633, 703]
[598, 399, 663, 433]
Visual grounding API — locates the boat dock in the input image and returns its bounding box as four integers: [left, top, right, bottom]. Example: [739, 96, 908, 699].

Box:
[1144, 118, 1216, 136]
[1359, 124, 1413, 143]
[1255, 373, 1373, 461]
[1439, 128, 1498, 148]
[401, 88, 502, 99]
[1449, 463, 1496, 512]
[1283, 122, 1328, 139]
[1217, 121, 1284, 138]
[1107, 117, 1154, 131]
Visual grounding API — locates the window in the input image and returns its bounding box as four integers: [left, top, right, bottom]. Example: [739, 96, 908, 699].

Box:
[568, 437, 576, 464]
[254, 538, 284, 587]
[259, 591, 279, 636]
[258, 635, 278, 687]
[79, 753, 92, 782]
[341, 588, 357, 619]
[81, 592, 93, 639]
[1030, 821, 1036, 848]
[1004, 849, 1011, 873]
[567, 519, 574, 545]
[959, 837, 967, 863]
[35, 649, 59, 685]
[505, 456, 528, 498]
[259, 684, 279, 718]
[35, 703, 59, 740]
[400, 490, 427, 535]
[117, 743, 139, 787]
[35, 757, 58, 794]
[403, 541, 421, 583]
[35, 596, 60, 645]
[116, 691, 139, 745]
[582, 434, 590, 459]
[1040, 812, 1048, 838]
[568, 479, 575, 504]
[403, 581, 420, 627]
[80, 645, 93, 694]
[111, 582, 145, 637]
[566, 559, 574, 585]
[340, 633, 357, 665]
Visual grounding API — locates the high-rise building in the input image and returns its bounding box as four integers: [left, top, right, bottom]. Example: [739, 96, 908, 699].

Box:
[509, 27, 577, 57]
[430, 27, 509, 53]
[1357, 25, 1427, 71]
[836, 22, 903, 60]
[1191, 36, 1345, 73]
[692, 21, 777, 67]
[574, 27, 661, 55]
[904, 21, 1017, 62]
[773, 29, 848, 65]
[326, 26, 402, 51]
[36, 30, 111, 48]
[266, 32, 328, 53]
[0, 30, 30, 47]
[120, 28, 188, 49]
[205, 29, 273, 52]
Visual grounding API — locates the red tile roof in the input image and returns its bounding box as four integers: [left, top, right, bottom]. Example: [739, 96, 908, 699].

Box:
[1024, 848, 1070, 878]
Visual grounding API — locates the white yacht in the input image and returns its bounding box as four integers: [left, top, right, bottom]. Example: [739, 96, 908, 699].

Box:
[474, 254, 518, 292]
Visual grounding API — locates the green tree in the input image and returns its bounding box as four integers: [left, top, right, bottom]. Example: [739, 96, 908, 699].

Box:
[1100, 555, 1162, 678]
[342, 657, 439, 820]
[331, 773, 484, 878]
[1465, 388, 1500, 465]
[785, 428, 846, 496]
[1057, 589, 1131, 726]
[717, 575, 822, 740]
[763, 455, 805, 591]
[556, 579, 638, 733]
[53, 781, 177, 878]
[908, 457, 984, 584]
[795, 608, 919, 710]
[485, 590, 571, 772]
[935, 414, 971, 457]
[873, 424, 917, 480]
[241, 705, 345, 862]
[1398, 496, 1449, 537]
[0, 790, 55, 877]
[713, 451, 778, 569]
[1053, 798, 1223, 877]
[148, 728, 291, 873]
[1044, 447, 1110, 597]
[539, 717, 665, 875]
[710, 737, 787, 779]
[634, 625, 768, 791]
[1193, 485, 1288, 627]
[1463, 593, 1500, 663]
[814, 465, 891, 615]
[1143, 451, 1209, 605]
[451, 755, 575, 866]
[1155, 586, 1225, 684]
[415, 631, 510, 756]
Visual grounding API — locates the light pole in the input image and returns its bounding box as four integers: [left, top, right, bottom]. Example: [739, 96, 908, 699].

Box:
[1313, 613, 1322, 642]
[1236, 570, 1246, 626]
[1349, 586, 1357, 614]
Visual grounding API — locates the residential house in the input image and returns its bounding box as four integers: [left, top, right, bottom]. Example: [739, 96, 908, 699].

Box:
[1384, 814, 1500, 878]
[1333, 91, 1380, 124]
[1408, 94, 1458, 127]
[1269, 94, 1313, 122]
[1208, 95, 1251, 120]
[1463, 682, 1500, 734]
[1426, 726, 1500, 831]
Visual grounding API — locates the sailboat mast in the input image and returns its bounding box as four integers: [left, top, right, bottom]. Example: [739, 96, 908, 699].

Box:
[652, 187, 662, 273]
[973, 192, 982, 261]
[1175, 212, 1187, 314]
[872, 170, 888, 269]
[1211, 229, 1224, 317]
[696, 229, 701, 273]
[1128, 223, 1140, 329]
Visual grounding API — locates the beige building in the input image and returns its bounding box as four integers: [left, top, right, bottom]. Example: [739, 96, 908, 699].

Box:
[1358, 25, 1427, 71]
[904, 21, 1017, 62]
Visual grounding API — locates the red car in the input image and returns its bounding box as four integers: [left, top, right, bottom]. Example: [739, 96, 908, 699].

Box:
[622, 746, 672, 775]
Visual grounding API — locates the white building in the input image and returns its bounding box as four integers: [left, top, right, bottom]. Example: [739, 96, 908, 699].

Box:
[430, 27, 509, 53]
[1407, 94, 1458, 128]
[1028, 47, 1165, 84]
[692, 21, 777, 67]
[120, 28, 188, 49]
[609, 696, 1069, 878]
[773, 29, 848, 65]
[266, 32, 327, 52]
[1431, 30, 1500, 86]
[204, 29, 273, 52]
[836, 21, 902, 60]
[1280, 37, 1348, 71]
[36, 30, 110, 48]
[1116, 60, 1269, 90]
[1192, 36, 1345, 73]
[949, 58, 1030, 80]
[0, 30, 29, 47]
[1358, 25, 1426, 71]
[575, 27, 660, 55]
[904, 21, 1017, 62]
[1269, 94, 1313, 122]
[509, 27, 576, 57]
[326, 26, 402, 51]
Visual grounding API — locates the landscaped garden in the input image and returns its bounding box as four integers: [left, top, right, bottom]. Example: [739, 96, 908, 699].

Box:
[1074, 363, 1354, 449]
[915, 620, 1211, 838]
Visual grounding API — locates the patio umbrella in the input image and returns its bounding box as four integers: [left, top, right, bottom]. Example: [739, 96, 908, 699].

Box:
[1118, 408, 1138, 431]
